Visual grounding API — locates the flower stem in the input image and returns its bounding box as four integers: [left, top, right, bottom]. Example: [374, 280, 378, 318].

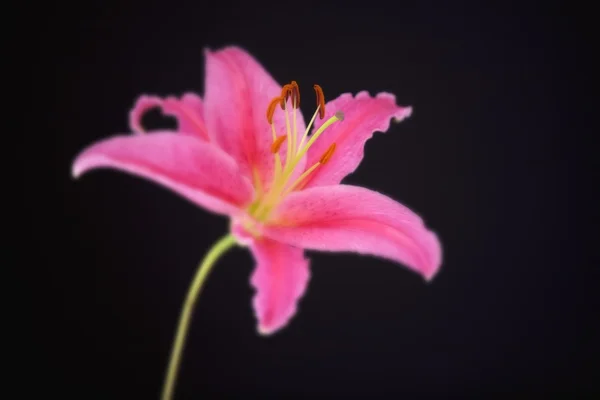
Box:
[161, 234, 237, 400]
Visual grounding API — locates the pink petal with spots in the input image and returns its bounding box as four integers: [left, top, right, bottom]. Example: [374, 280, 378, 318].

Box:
[129, 93, 209, 140]
[248, 237, 310, 335]
[203, 46, 306, 190]
[265, 185, 442, 281]
[302, 91, 412, 188]
[72, 132, 253, 216]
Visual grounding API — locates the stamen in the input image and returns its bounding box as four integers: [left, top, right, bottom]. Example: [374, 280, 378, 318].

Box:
[319, 143, 336, 164]
[292, 111, 344, 169]
[290, 81, 300, 109]
[266, 96, 283, 124]
[314, 84, 326, 119]
[297, 107, 320, 152]
[255, 83, 345, 222]
[270, 119, 277, 140]
[283, 143, 337, 196]
[270, 125, 283, 179]
[283, 94, 293, 169]
[283, 162, 320, 196]
[280, 84, 293, 109]
[291, 81, 299, 154]
[271, 135, 287, 153]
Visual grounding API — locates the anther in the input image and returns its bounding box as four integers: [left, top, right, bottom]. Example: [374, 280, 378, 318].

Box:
[271, 135, 287, 153]
[280, 84, 293, 109]
[266, 96, 283, 124]
[290, 81, 300, 109]
[314, 84, 326, 119]
[319, 143, 336, 164]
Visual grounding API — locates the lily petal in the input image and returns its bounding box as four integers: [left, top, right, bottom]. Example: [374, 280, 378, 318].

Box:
[129, 93, 210, 140]
[72, 132, 254, 216]
[247, 237, 310, 336]
[265, 185, 442, 281]
[302, 92, 412, 188]
[203, 46, 306, 190]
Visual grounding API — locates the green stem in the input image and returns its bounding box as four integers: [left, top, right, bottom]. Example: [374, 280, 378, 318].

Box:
[161, 234, 237, 400]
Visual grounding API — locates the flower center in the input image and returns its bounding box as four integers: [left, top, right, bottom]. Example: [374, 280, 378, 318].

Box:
[246, 82, 344, 224]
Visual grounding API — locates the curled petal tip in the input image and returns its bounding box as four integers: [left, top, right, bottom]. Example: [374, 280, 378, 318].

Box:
[423, 232, 443, 282]
[424, 269, 438, 283]
[71, 160, 84, 179]
[394, 106, 413, 122]
[71, 154, 100, 180]
[257, 325, 274, 336]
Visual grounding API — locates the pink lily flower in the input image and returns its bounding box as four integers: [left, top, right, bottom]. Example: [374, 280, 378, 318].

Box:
[72, 46, 442, 336]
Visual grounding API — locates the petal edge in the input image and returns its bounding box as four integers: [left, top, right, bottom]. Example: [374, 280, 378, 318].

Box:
[72, 132, 254, 216]
[247, 237, 310, 335]
[265, 185, 442, 281]
[303, 91, 412, 188]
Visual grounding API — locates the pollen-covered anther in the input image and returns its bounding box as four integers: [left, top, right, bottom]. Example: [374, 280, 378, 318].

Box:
[271, 135, 287, 153]
[319, 143, 336, 164]
[313, 84, 326, 119]
[266, 96, 283, 124]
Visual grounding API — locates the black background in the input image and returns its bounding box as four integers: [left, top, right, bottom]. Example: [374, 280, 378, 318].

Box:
[30, 0, 594, 398]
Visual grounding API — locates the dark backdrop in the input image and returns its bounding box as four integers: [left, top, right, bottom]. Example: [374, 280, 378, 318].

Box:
[30, 1, 593, 398]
